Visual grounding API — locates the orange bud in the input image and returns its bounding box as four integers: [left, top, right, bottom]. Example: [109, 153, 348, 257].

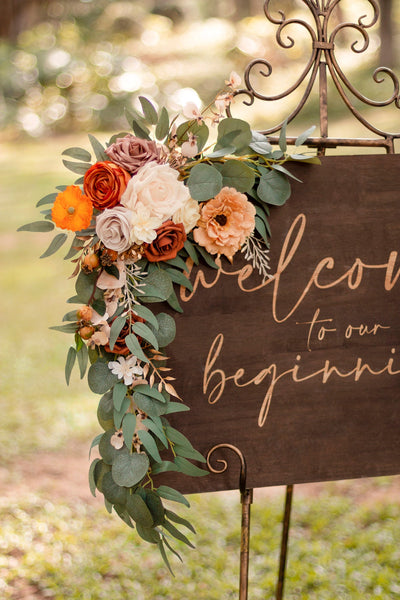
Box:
[77, 305, 93, 321]
[79, 325, 95, 340]
[83, 253, 100, 270]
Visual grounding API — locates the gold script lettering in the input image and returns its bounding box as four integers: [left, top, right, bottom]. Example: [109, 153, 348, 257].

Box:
[203, 336, 400, 428]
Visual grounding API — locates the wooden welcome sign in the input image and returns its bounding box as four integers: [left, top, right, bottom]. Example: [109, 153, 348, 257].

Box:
[165, 153, 400, 494]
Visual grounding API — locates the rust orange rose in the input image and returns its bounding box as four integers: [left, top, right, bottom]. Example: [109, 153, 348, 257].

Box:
[193, 187, 256, 258]
[83, 161, 130, 211]
[144, 220, 186, 263]
[104, 313, 145, 356]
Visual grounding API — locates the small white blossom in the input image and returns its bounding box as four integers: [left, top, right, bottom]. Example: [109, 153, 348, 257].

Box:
[110, 431, 124, 449]
[181, 132, 199, 158]
[226, 70, 241, 89]
[130, 205, 162, 245]
[108, 355, 143, 386]
[183, 101, 203, 123]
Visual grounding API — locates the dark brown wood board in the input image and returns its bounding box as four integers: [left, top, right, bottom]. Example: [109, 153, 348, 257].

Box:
[163, 154, 400, 494]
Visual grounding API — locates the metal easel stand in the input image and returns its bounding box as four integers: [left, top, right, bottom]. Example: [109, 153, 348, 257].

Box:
[207, 444, 294, 600]
[205, 1, 400, 598]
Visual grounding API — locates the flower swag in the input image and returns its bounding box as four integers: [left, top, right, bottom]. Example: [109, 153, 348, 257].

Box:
[19, 73, 319, 573]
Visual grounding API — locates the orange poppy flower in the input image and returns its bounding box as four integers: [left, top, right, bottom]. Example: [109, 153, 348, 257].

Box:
[52, 186, 93, 232]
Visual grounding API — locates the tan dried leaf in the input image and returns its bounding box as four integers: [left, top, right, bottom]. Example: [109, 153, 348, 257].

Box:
[68, 262, 81, 279]
[158, 382, 163, 393]
[149, 373, 155, 387]
[164, 383, 180, 399]
[158, 367, 171, 372]
[165, 376, 176, 381]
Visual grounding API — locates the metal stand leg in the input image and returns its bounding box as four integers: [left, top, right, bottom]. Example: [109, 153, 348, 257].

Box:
[276, 485, 294, 600]
[239, 487, 253, 600]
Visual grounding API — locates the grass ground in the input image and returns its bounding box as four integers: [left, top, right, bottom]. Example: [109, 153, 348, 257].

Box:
[1, 134, 400, 599]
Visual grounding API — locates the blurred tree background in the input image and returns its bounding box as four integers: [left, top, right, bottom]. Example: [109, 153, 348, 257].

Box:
[0, 0, 399, 138]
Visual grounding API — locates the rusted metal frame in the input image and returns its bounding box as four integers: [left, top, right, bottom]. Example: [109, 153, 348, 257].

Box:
[276, 485, 294, 600]
[206, 444, 296, 600]
[206, 444, 253, 600]
[238, 0, 400, 149]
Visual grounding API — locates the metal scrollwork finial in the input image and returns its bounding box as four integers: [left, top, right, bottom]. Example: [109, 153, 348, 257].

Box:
[206, 443, 248, 494]
[231, 0, 400, 151]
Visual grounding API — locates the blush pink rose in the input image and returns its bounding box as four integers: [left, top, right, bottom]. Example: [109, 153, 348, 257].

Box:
[105, 134, 162, 175]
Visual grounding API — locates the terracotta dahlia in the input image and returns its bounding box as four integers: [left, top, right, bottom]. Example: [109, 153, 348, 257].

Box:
[193, 187, 256, 258]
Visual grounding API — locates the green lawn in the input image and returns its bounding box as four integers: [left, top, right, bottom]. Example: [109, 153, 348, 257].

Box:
[1, 136, 399, 599]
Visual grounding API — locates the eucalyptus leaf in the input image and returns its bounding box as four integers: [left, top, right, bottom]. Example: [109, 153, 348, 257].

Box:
[155, 107, 169, 140]
[75, 270, 98, 304]
[174, 457, 209, 477]
[166, 289, 183, 313]
[131, 119, 151, 140]
[165, 255, 190, 272]
[165, 509, 196, 534]
[136, 523, 160, 544]
[151, 460, 179, 474]
[65, 346, 76, 384]
[50, 323, 79, 334]
[132, 304, 159, 330]
[215, 118, 252, 153]
[142, 418, 168, 448]
[145, 491, 165, 526]
[295, 125, 316, 147]
[36, 192, 57, 207]
[138, 430, 162, 462]
[279, 120, 287, 153]
[164, 402, 190, 414]
[93, 460, 112, 494]
[17, 221, 55, 233]
[133, 391, 167, 417]
[140, 270, 173, 302]
[109, 316, 126, 351]
[125, 334, 149, 363]
[77, 343, 88, 379]
[113, 504, 134, 528]
[99, 430, 119, 465]
[126, 493, 154, 528]
[113, 382, 127, 411]
[122, 413, 136, 448]
[112, 448, 150, 487]
[97, 391, 114, 431]
[114, 396, 131, 429]
[183, 240, 199, 265]
[62, 147, 92, 162]
[257, 170, 291, 206]
[139, 96, 158, 124]
[163, 520, 195, 548]
[219, 159, 255, 192]
[88, 133, 109, 161]
[89, 458, 101, 497]
[133, 384, 167, 403]
[271, 163, 302, 182]
[207, 145, 236, 158]
[176, 120, 209, 152]
[151, 312, 176, 347]
[62, 160, 92, 175]
[187, 163, 222, 201]
[88, 359, 118, 394]
[102, 471, 128, 505]
[133, 321, 159, 350]
[62, 309, 79, 322]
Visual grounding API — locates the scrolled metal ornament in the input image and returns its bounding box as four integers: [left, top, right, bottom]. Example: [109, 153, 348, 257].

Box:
[230, 0, 400, 151]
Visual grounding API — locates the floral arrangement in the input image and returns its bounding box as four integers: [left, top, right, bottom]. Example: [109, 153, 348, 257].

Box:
[19, 73, 317, 572]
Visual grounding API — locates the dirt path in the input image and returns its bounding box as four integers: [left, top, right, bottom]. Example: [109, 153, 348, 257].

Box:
[1, 442, 400, 506]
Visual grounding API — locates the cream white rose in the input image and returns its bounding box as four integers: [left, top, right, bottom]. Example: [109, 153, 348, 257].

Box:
[96, 207, 132, 253]
[121, 162, 190, 221]
[172, 196, 201, 233]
